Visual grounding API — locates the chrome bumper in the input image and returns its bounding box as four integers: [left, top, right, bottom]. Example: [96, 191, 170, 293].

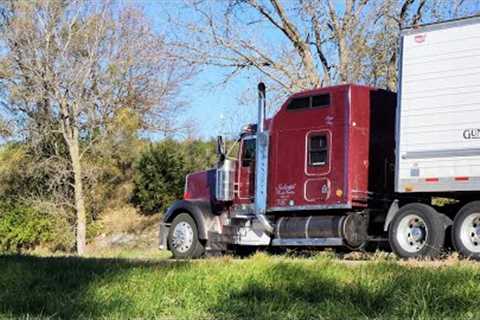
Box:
[159, 223, 170, 250]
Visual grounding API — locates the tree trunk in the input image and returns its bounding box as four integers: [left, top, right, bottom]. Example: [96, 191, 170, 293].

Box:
[338, 38, 349, 83]
[68, 135, 87, 255]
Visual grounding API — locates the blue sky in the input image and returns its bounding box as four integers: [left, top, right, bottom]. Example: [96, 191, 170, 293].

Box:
[143, 0, 284, 140]
[177, 68, 254, 139]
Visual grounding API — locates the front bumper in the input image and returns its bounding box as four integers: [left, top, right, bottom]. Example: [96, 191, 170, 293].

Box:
[159, 222, 170, 250]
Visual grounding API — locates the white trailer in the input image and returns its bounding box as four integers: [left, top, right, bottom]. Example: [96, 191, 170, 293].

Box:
[389, 16, 480, 259]
[397, 16, 480, 193]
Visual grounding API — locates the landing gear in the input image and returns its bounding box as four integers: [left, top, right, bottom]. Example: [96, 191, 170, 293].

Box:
[168, 213, 205, 259]
[388, 203, 445, 258]
[453, 201, 480, 260]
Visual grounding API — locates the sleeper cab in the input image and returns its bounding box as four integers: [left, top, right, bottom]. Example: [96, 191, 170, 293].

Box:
[267, 84, 397, 212]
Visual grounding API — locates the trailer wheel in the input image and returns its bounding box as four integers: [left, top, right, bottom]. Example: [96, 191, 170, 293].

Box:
[168, 213, 205, 259]
[388, 203, 445, 258]
[453, 201, 480, 260]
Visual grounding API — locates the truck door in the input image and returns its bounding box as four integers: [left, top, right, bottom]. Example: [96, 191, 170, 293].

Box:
[237, 136, 256, 201]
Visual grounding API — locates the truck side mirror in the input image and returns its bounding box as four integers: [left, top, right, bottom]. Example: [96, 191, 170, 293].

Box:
[216, 135, 226, 162]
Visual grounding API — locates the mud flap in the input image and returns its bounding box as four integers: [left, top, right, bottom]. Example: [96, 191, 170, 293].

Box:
[159, 223, 170, 250]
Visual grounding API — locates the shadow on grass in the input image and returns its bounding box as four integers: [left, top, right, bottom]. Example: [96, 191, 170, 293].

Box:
[1, 254, 480, 319]
[0, 254, 189, 319]
[210, 262, 480, 320]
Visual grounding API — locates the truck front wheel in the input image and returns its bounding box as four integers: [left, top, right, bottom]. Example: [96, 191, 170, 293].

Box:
[168, 213, 205, 259]
[453, 201, 480, 260]
[388, 203, 445, 258]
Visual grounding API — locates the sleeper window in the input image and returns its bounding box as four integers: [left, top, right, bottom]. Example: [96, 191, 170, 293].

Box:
[287, 97, 310, 110]
[287, 94, 330, 111]
[309, 135, 328, 166]
[311, 94, 330, 108]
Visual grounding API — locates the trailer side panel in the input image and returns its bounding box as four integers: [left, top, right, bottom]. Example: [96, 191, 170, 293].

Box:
[397, 16, 480, 193]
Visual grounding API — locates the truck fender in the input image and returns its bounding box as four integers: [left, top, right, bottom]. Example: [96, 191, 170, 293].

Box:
[383, 199, 399, 232]
[164, 200, 214, 240]
[438, 212, 453, 229]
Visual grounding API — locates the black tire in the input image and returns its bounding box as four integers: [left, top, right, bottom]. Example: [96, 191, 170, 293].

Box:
[452, 201, 480, 260]
[168, 213, 205, 259]
[388, 203, 445, 258]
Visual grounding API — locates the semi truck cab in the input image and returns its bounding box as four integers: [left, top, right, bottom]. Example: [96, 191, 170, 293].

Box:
[160, 83, 405, 257]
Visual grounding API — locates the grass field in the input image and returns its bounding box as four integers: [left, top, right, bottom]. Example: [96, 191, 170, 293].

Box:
[1, 250, 480, 319]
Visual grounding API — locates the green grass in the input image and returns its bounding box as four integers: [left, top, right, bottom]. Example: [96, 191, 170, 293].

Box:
[1, 251, 480, 319]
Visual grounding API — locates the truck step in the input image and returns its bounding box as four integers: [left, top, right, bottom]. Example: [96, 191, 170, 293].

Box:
[230, 213, 257, 220]
[271, 237, 344, 246]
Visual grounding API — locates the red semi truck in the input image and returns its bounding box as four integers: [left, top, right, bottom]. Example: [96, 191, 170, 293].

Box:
[160, 16, 480, 259]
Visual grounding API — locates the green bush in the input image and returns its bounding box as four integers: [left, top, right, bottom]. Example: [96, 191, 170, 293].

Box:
[181, 139, 217, 173]
[0, 143, 76, 252]
[131, 141, 188, 214]
[0, 203, 57, 252]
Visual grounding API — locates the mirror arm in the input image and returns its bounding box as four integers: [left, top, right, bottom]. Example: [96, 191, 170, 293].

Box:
[216, 135, 226, 163]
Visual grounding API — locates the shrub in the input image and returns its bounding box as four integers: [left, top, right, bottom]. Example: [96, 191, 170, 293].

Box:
[0, 202, 58, 252]
[131, 141, 187, 214]
[181, 139, 217, 173]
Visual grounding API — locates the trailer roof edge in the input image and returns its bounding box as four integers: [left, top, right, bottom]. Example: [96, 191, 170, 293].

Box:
[401, 14, 480, 36]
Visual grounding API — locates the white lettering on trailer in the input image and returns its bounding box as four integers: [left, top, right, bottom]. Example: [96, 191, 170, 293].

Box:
[463, 129, 480, 140]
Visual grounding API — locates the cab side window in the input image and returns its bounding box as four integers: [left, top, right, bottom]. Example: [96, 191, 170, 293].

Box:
[242, 139, 256, 167]
[309, 134, 328, 166]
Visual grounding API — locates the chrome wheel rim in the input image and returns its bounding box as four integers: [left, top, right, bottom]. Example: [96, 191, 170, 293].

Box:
[396, 214, 428, 253]
[171, 221, 194, 253]
[459, 212, 480, 253]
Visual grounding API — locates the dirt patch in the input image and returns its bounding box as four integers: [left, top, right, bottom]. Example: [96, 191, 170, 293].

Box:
[87, 206, 161, 253]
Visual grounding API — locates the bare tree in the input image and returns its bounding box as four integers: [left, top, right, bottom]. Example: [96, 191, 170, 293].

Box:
[171, 0, 478, 97]
[0, 1, 191, 254]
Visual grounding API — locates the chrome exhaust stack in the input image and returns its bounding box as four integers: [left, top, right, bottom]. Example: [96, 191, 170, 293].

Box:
[257, 82, 267, 133]
[255, 83, 274, 234]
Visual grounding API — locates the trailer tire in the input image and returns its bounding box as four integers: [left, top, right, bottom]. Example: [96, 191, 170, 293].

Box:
[168, 213, 205, 259]
[452, 201, 480, 260]
[388, 203, 445, 258]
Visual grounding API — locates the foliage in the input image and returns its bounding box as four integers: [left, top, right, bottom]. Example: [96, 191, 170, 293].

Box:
[0, 140, 72, 207]
[0, 1, 192, 254]
[0, 142, 76, 250]
[83, 109, 146, 218]
[131, 139, 217, 215]
[0, 136, 216, 251]
[0, 143, 31, 199]
[0, 202, 73, 252]
[1, 253, 480, 319]
[131, 141, 188, 214]
[0, 142, 108, 252]
[182, 139, 218, 173]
